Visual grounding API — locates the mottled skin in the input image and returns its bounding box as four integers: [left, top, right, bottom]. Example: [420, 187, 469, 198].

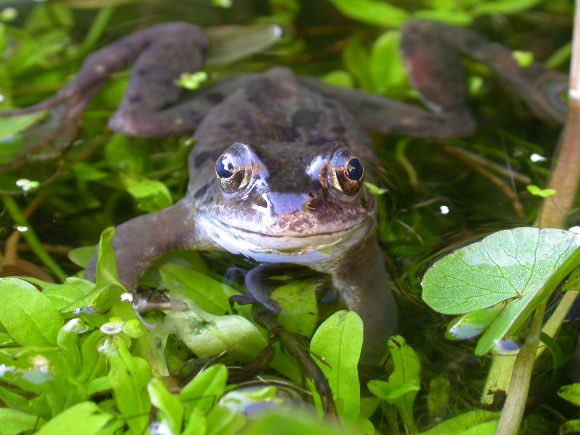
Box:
[5, 21, 566, 361]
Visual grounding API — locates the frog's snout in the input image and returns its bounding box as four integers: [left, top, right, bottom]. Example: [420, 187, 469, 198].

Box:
[259, 192, 311, 216]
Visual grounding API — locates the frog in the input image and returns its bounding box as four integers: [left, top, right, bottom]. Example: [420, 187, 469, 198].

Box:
[3, 20, 567, 362]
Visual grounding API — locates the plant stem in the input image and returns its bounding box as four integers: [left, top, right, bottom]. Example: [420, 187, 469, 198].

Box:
[1, 195, 67, 281]
[493, 2, 580, 434]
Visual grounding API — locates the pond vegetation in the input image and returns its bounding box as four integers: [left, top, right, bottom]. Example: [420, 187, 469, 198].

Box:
[0, 1, 578, 434]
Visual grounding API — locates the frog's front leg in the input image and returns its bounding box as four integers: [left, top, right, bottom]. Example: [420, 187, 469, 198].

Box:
[85, 198, 203, 291]
[328, 233, 398, 363]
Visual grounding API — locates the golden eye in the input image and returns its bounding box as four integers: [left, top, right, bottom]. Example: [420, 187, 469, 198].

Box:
[329, 153, 365, 195]
[215, 153, 251, 192]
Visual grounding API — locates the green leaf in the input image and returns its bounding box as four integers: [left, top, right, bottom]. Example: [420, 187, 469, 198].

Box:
[121, 174, 173, 212]
[0, 278, 64, 346]
[78, 330, 107, 384]
[471, 0, 541, 16]
[28, 277, 94, 312]
[310, 310, 363, 421]
[557, 383, 580, 406]
[343, 36, 373, 92]
[0, 408, 41, 435]
[160, 264, 235, 315]
[412, 9, 473, 25]
[369, 31, 406, 94]
[561, 419, 580, 435]
[562, 266, 580, 291]
[320, 70, 353, 89]
[512, 50, 534, 68]
[103, 336, 152, 434]
[364, 182, 388, 196]
[272, 280, 318, 337]
[72, 162, 109, 181]
[166, 302, 267, 360]
[244, 411, 345, 435]
[368, 336, 420, 433]
[205, 405, 246, 435]
[87, 227, 127, 313]
[67, 246, 96, 268]
[328, 0, 409, 27]
[180, 364, 228, 415]
[422, 228, 580, 355]
[148, 377, 183, 435]
[205, 24, 282, 65]
[176, 71, 208, 90]
[419, 410, 498, 435]
[35, 402, 112, 435]
[104, 134, 146, 174]
[527, 184, 557, 198]
[422, 228, 579, 314]
[182, 408, 206, 435]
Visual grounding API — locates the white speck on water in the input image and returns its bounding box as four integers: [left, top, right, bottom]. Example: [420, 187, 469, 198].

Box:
[530, 153, 546, 162]
[569, 88, 580, 101]
[440, 205, 450, 215]
[0, 364, 13, 376]
[120, 292, 133, 302]
[16, 178, 39, 192]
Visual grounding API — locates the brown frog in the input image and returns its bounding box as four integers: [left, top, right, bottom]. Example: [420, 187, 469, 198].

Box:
[4, 21, 567, 361]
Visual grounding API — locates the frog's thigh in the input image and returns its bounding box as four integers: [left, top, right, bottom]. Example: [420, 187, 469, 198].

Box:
[85, 200, 199, 290]
[330, 236, 398, 363]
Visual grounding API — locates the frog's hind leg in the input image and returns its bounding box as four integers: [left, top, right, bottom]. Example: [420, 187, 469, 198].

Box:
[401, 20, 567, 126]
[2, 23, 209, 168]
[85, 199, 201, 292]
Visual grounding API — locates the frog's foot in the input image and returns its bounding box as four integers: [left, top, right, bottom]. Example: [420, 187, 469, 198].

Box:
[230, 264, 284, 314]
[401, 20, 567, 126]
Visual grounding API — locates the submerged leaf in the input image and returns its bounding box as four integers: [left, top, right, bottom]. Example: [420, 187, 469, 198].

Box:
[205, 24, 281, 65]
[166, 301, 267, 360]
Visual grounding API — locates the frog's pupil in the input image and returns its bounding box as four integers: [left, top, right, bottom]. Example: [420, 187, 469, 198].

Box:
[216, 156, 235, 178]
[346, 158, 363, 180]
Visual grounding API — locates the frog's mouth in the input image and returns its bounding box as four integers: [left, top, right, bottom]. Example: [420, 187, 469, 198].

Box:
[198, 214, 375, 265]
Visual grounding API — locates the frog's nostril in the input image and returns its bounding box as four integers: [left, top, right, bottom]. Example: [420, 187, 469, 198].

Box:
[265, 193, 310, 216]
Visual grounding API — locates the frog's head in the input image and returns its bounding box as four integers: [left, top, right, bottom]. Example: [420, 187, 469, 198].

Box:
[197, 141, 376, 262]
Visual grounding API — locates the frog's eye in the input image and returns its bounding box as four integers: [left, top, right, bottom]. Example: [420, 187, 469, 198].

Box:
[215, 153, 251, 192]
[216, 143, 262, 193]
[329, 153, 365, 195]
